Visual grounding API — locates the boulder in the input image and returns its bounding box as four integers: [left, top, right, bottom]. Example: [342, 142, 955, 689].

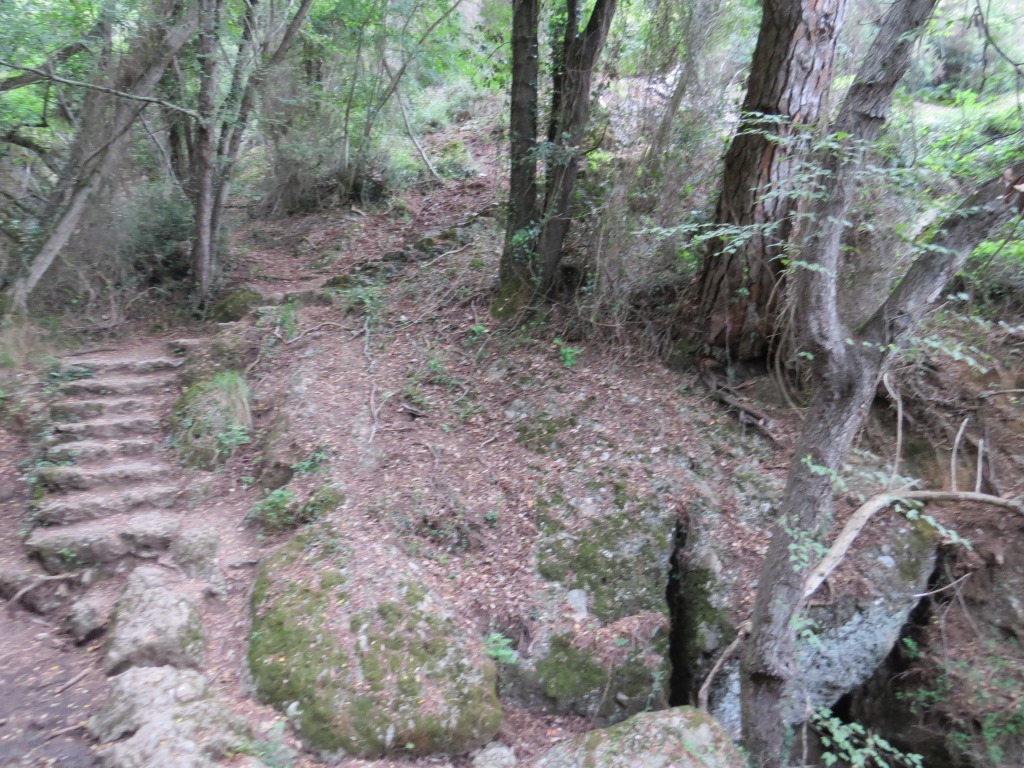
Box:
[248, 524, 502, 758]
[67, 593, 112, 643]
[105, 567, 205, 674]
[528, 707, 746, 768]
[90, 666, 272, 768]
[502, 485, 676, 723]
[171, 527, 220, 579]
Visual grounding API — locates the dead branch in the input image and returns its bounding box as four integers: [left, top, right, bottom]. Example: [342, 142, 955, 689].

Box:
[803, 489, 1024, 600]
[0, 59, 200, 118]
[698, 620, 751, 711]
[980, 389, 1024, 399]
[6, 573, 75, 615]
[701, 372, 784, 446]
[52, 668, 89, 696]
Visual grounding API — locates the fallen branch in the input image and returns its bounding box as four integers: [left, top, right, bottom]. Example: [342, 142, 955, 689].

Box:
[6, 573, 75, 615]
[701, 372, 784, 446]
[803, 489, 1024, 600]
[698, 620, 751, 711]
[52, 668, 89, 696]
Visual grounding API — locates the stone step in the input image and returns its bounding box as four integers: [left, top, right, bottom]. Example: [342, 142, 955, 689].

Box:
[50, 397, 154, 422]
[46, 437, 158, 463]
[35, 461, 174, 492]
[63, 357, 182, 376]
[34, 483, 180, 526]
[26, 512, 181, 574]
[52, 414, 163, 442]
[59, 375, 176, 398]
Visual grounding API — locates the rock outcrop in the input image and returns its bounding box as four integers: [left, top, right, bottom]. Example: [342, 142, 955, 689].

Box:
[528, 707, 746, 768]
[248, 523, 502, 758]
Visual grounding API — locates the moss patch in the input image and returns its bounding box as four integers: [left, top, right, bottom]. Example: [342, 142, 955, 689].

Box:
[211, 287, 263, 322]
[169, 371, 252, 470]
[537, 501, 676, 622]
[248, 528, 502, 757]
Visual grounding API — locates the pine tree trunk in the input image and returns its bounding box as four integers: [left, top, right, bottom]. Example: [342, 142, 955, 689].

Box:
[695, 0, 849, 361]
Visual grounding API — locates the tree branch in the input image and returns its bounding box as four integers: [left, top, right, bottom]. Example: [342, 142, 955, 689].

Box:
[803, 489, 1024, 600]
[0, 59, 199, 119]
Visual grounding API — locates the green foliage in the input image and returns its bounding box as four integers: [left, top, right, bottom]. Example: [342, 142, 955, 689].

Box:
[552, 338, 581, 368]
[292, 446, 329, 475]
[482, 632, 518, 665]
[813, 709, 924, 767]
[247, 488, 300, 532]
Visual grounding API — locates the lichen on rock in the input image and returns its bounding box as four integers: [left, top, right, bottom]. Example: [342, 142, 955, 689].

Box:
[248, 524, 502, 758]
[528, 706, 747, 768]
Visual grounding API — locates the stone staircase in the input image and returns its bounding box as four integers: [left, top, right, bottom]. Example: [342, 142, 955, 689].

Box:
[25, 342, 189, 574]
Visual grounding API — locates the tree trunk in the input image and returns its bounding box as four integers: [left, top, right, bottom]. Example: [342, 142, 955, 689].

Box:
[534, 0, 617, 293]
[495, 0, 617, 315]
[695, 0, 849, 361]
[5, 5, 198, 318]
[737, 3, 999, 766]
[495, 0, 540, 313]
[191, 0, 223, 304]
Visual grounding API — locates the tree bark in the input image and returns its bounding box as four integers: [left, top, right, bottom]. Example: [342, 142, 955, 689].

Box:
[496, 0, 540, 308]
[191, 0, 224, 304]
[495, 0, 617, 315]
[737, 3, 1008, 766]
[695, 0, 849, 361]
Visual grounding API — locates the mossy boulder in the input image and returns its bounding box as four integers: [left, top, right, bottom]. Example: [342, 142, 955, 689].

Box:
[211, 287, 264, 322]
[170, 371, 252, 470]
[536, 499, 677, 622]
[504, 488, 677, 724]
[529, 707, 747, 768]
[248, 525, 502, 758]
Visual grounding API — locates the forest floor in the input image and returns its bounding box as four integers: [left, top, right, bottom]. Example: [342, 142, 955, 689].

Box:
[1, 100, 1024, 768]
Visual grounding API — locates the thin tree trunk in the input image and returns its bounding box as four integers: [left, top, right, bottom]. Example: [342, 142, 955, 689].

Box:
[695, 0, 850, 361]
[534, 0, 617, 294]
[191, 0, 223, 304]
[495, 0, 540, 311]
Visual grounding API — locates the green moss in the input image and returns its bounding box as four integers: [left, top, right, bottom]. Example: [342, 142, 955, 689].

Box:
[249, 534, 501, 757]
[538, 504, 673, 622]
[516, 414, 578, 454]
[211, 287, 264, 322]
[170, 371, 252, 470]
[536, 635, 606, 703]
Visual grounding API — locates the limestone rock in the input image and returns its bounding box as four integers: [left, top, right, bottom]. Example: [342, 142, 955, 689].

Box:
[248, 524, 502, 758]
[90, 666, 268, 768]
[67, 593, 112, 643]
[503, 487, 676, 723]
[171, 527, 220, 579]
[528, 707, 746, 768]
[473, 742, 517, 768]
[105, 567, 205, 674]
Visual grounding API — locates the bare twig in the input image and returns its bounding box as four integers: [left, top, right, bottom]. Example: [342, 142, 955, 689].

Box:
[952, 416, 969, 492]
[882, 372, 904, 489]
[278, 321, 348, 345]
[0, 59, 200, 118]
[914, 571, 972, 599]
[7, 573, 75, 615]
[975, 438, 985, 494]
[980, 389, 1024, 399]
[52, 668, 89, 696]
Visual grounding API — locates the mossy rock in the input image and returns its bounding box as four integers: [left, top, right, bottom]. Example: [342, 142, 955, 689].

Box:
[531, 707, 747, 768]
[537, 500, 677, 622]
[248, 526, 502, 757]
[169, 371, 252, 470]
[211, 288, 264, 322]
